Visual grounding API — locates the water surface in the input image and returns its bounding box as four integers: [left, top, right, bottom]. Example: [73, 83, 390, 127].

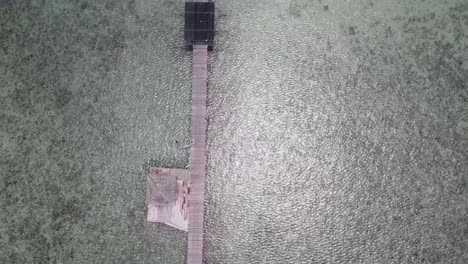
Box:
[1, 0, 467, 263]
[206, 0, 467, 263]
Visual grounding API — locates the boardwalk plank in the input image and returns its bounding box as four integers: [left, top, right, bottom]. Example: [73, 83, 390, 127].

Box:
[187, 43, 208, 264]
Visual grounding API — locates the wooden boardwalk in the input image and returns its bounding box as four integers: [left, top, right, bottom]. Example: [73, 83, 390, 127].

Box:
[187, 44, 208, 264]
[147, 1, 212, 262]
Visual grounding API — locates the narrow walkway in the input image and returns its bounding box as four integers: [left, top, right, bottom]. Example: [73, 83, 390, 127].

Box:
[187, 44, 208, 264]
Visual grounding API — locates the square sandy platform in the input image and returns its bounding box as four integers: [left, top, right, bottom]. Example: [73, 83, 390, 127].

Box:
[147, 167, 190, 231]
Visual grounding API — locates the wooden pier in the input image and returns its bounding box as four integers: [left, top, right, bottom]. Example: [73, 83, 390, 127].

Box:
[187, 44, 208, 264]
[146, 44, 209, 263]
[147, 1, 213, 263]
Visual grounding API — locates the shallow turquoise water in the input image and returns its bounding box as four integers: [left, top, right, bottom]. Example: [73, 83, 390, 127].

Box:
[208, 0, 468, 263]
[1, 0, 468, 263]
[1, 1, 190, 263]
